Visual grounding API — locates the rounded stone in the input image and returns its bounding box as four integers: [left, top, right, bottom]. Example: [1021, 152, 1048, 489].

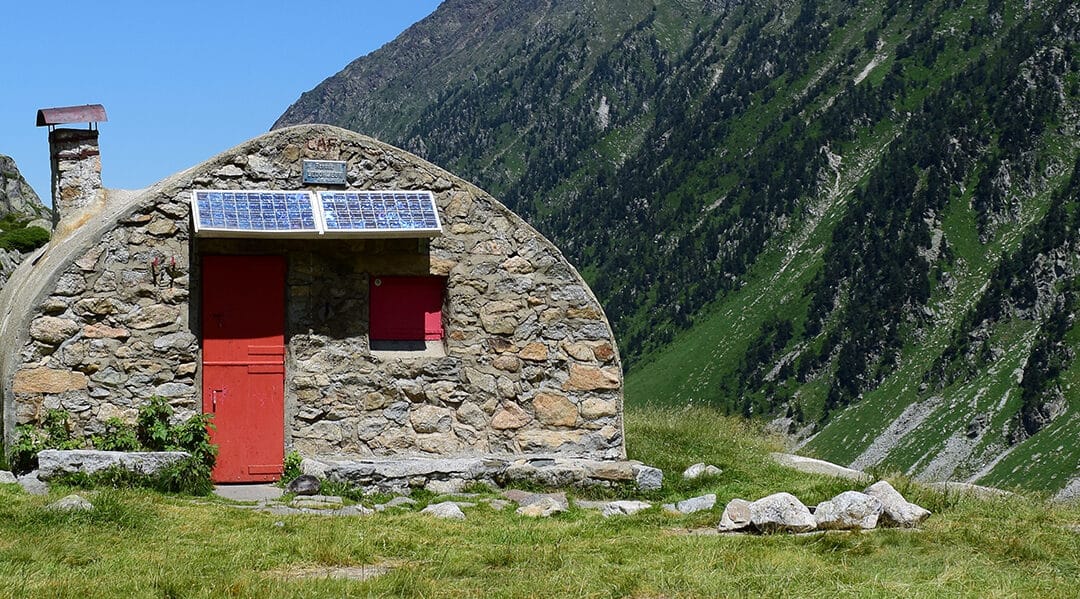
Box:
[286, 474, 321, 496]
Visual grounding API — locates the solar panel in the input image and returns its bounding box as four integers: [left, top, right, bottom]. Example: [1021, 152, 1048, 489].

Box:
[191, 189, 443, 238]
[318, 191, 443, 237]
[192, 190, 319, 237]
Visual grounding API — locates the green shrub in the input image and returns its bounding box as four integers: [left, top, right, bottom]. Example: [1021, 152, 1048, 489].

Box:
[282, 450, 303, 481]
[91, 418, 140, 451]
[10, 397, 218, 495]
[0, 225, 49, 252]
[10, 409, 81, 473]
[136, 396, 173, 451]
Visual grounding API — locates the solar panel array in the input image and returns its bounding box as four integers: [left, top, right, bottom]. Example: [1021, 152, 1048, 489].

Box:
[191, 190, 442, 238]
[193, 191, 318, 235]
[320, 191, 442, 235]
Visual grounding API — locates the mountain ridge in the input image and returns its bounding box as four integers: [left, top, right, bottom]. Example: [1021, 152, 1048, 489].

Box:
[276, 0, 1080, 494]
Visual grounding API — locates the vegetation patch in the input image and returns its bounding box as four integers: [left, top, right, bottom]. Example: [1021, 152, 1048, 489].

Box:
[10, 396, 216, 495]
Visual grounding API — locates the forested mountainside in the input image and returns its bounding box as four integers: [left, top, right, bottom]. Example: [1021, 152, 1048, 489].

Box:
[277, 0, 1080, 494]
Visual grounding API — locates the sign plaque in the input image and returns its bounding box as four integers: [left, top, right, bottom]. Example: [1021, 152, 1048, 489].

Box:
[302, 160, 347, 185]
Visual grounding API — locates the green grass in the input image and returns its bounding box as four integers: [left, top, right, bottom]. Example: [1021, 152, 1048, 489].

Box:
[1, 405, 1078, 598]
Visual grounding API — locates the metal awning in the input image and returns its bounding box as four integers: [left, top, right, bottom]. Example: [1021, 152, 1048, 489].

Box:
[36, 104, 108, 127]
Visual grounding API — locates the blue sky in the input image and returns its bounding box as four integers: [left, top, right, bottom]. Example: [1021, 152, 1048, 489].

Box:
[1, 1, 442, 205]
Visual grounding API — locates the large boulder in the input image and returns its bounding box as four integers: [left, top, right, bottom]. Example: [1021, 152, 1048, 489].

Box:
[749, 492, 816, 533]
[814, 491, 884, 530]
[865, 481, 931, 528]
[36, 449, 191, 480]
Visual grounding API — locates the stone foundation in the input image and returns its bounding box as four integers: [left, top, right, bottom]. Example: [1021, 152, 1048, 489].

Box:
[303, 455, 662, 494]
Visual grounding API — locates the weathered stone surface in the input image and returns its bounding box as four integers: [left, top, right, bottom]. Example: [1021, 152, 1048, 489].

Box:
[564, 364, 620, 391]
[129, 304, 180, 330]
[410, 405, 453, 434]
[36, 449, 191, 480]
[562, 341, 595, 361]
[300, 458, 330, 479]
[633, 465, 663, 491]
[518, 342, 549, 362]
[516, 496, 567, 517]
[501, 256, 534, 274]
[0, 471, 17, 484]
[152, 331, 196, 350]
[291, 495, 344, 509]
[17, 472, 48, 496]
[425, 478, 466, 494]
[815, 491, 884, 530]
[749, 492, 816, 533]
[672, 493, 717, 514]
[579, 398, 618, 419]
[492, 355, 521, 372]
[682, 463, 723, 480]
[479, 301, 522, 334]
[286, 474, 321, 496]
[718, 498, 752, 532]
[83, 324, 131, 340]
[865, 481, 931, 528]
[533, 392, 577, 427]
[29, 316, 81, 344]
[421, 501, 466, 520]
[13, 368, 88, 394]
[491, 403, 531, 430]
[47, 494, 93, 512]
[600, 500, 652, 517]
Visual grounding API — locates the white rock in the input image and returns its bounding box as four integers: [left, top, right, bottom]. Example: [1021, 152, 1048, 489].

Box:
[633, 465, 663, 491]
[0, 471, 17, 484]
[682, 463, 723, 480]
[421, 501, 466, 520]
[425, 478, 466, 494]
[864, 481, 931, 528]
[749, 492, 816, 533]
[299, 458, 329, 479]
[718, 498, 752, 532]
[600, 500, 652, 517]
[814, 491, 883, 530]
[516, 496, 567, 518]
[673, 493, 717, 514]
[47, 494, 93, 512]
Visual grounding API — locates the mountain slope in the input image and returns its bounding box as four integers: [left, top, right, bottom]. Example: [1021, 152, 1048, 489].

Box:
[276, 0, 1080, 494]
[0, 154, 49, 288]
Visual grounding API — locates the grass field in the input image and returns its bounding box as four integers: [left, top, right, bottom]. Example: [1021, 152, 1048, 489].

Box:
[1, 406, 1078, 598]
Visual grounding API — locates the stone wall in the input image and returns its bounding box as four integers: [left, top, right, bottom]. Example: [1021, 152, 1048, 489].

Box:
[3, 125, 625, 461]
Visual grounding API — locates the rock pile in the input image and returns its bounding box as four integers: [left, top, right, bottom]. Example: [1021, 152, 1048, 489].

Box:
[718, 481, 930, 533]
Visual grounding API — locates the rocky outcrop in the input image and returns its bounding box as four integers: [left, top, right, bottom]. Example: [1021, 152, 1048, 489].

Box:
[0, 154, 48, 222]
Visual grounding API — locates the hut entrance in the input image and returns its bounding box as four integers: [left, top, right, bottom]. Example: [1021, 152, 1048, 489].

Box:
[201, 255, 286, 482]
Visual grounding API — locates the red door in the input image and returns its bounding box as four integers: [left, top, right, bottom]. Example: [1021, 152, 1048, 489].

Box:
[202, 255, 286, 483]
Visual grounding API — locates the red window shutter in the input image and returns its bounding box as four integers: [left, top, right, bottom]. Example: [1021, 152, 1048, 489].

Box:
[370, 276, 445, 340]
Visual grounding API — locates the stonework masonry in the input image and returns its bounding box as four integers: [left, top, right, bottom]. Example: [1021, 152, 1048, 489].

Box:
[0, 125, 626, 463]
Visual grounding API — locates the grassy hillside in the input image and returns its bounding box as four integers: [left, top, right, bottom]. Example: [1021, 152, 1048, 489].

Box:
[277, 0, 1080, 493]
[2, 405, 1078, 597]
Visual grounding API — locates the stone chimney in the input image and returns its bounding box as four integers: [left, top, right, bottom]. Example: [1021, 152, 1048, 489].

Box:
[36, 104, 108, 227]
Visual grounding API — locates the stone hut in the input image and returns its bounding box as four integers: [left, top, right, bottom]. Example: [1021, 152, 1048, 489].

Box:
[0, 123, 633, 487]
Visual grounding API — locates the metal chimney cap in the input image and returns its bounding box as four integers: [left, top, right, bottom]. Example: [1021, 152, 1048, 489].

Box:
[36, 104, 108, 127]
